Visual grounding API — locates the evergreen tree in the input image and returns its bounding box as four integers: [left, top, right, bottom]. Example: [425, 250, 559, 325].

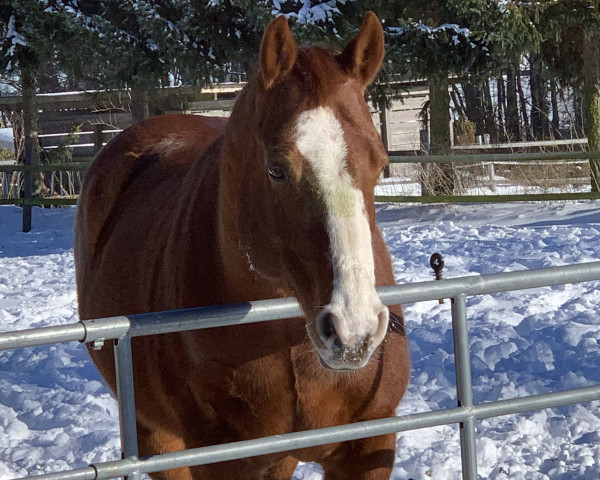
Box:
[379, 1, 510, 194]
[0, 0, 90, 231]
[52, 1, 277, 121]
[538, 0, 600, 191]
[355, 1, 544, 194]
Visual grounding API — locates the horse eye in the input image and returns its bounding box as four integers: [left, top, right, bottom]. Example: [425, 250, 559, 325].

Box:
[268, 164, 287, 182]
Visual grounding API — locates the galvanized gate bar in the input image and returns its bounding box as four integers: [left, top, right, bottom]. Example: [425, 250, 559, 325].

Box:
[473, 384, 600, 420]
[18, 384, 600, 480]
[2, 262, 599, 352]
[377, 260, 600, 306]
[124, 297, 303, 338]
[0, 301, 304, 352]
[0, 322, 86, 351]
[113, 337, 141, 480]
[452, 294, 477, 480]
[2, 261, 600, 480]
[83, 261, 600, 342]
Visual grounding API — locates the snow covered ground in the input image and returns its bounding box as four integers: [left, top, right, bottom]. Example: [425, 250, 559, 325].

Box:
[0, 200, 599, 480]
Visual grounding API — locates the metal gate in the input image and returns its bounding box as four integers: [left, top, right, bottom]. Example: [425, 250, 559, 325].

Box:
[1, 261, 600, 480]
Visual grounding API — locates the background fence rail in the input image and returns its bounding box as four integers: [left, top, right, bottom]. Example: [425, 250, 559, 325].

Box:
[3, 149, 600, 212]
[1, 261, 600, 480]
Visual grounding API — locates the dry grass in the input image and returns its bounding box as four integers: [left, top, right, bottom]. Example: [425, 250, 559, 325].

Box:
[382, 158, 592, 196]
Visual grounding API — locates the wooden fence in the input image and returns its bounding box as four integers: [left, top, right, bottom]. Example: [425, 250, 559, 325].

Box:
[2, 150, 599, 210]
[377, 150, 600, 203]
[0, 84, 243, 158]
[0, 85, 244, 229]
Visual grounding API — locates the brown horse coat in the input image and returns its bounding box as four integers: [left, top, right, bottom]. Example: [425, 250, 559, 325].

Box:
[75, 13, 409, 480]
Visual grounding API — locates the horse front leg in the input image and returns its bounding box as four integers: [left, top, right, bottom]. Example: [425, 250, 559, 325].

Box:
[136, 423, 194, 480]
[321, 434, 395, 480]
[259, 455, 300, 480]
[191, 454, 298, 480]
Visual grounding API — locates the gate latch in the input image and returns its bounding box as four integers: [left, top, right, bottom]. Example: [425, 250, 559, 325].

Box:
[430, 252, 445, 304]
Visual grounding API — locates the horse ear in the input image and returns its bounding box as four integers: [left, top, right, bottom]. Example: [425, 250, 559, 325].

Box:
[337, 12, 384, 88]
[260, 16, 297, 90]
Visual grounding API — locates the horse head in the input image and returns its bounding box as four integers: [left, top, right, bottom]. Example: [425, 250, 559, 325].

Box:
[232, 13, 390, 371]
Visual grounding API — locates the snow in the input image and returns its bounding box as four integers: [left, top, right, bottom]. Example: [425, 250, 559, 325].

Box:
[6, 15, 28, 50]
[4, 14, 28, 69]
[416, 23, 471, 39]
[272, 0, 343, 23]
[1, 199, 600, 479]
[386, 22, 472, 45]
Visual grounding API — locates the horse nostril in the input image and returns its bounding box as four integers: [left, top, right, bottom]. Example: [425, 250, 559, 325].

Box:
[320, 312, 335, 339]
[318, 311, 342, 349]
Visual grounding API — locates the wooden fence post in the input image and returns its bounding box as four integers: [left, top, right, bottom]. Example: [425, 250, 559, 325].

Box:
[420, 129, 430, 195]
[378, 100, 391, 178]
[21, 66, 41, 233]
[93, 124, 104, 153]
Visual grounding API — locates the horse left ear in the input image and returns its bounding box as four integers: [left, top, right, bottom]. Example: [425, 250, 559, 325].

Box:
[337, 12, 384, 88]
[260, 16, 297, 90]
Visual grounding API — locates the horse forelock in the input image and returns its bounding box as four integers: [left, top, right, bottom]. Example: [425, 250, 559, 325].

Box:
[292, 47, 347, 101]
[252, 46, 351, 115]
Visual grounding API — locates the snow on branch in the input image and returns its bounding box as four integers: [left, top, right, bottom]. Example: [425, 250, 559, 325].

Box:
[388, 22, 473, 45]
[5, 15, 28, 58]
[271, 0, 346, 23]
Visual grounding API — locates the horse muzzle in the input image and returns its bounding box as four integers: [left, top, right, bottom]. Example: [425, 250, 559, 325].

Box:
[314, 303, 389, 370]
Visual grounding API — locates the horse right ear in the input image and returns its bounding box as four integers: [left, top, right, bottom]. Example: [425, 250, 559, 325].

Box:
[260, 16, 297, 90]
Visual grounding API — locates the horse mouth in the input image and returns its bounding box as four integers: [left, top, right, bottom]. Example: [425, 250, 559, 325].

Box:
[316, 336, 373, 371]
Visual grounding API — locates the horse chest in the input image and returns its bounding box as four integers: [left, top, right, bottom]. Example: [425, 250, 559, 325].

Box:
[179, 341, 365, 440]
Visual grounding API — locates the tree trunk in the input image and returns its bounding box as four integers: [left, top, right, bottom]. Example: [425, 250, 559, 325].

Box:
[483, 79, 496, 142]
[450, 87, 467, 119]
[583, 26, 600, 192]
[516, 69, 531, 140]
[427, 76, 454, 195]
[529, 53, 549, 140]
[550, 78, 560, 138]
[378, 100, 391, 178]
[21, 65, 42, 232]
[462, 82, 485, 136]
[505, 64, 521, 141]
[131, 85, 150, 123]
[497, 75, 506, 142]
[573, 88, 585, 137]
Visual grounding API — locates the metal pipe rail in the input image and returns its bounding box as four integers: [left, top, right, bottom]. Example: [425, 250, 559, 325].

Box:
[388, 150, 600, 165]
[3, 261, 599, 352]
[17, 385, 600, 480]
[0, 162, 91, 173]
[2, 261, 600, 480]
[374, 192, 600, 204]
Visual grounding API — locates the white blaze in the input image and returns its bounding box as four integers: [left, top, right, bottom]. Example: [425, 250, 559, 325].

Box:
[295, 106, 386, 347]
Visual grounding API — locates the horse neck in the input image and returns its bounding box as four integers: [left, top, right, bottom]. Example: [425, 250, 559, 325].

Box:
[216, 83, 277, 300]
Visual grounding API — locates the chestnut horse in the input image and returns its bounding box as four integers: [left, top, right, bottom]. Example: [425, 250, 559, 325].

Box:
[74, 12, 409, 480]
